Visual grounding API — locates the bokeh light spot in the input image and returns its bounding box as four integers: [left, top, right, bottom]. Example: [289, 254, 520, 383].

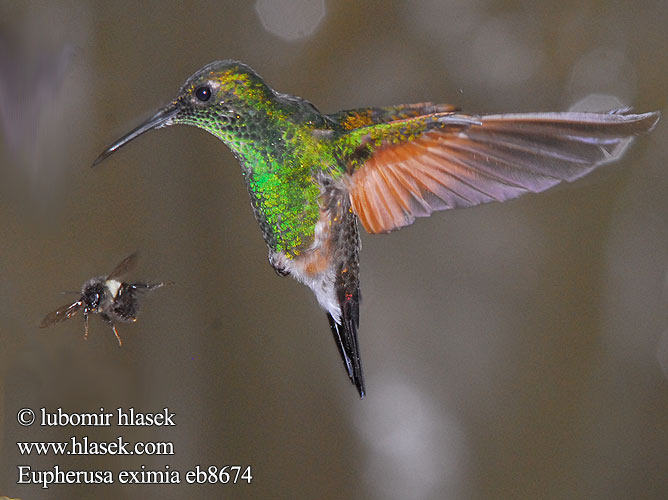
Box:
[567, 47, 637, 103]
[354, 381, 469, 500]
[255, 0, 326, 41]
[468, 16, 543, 86]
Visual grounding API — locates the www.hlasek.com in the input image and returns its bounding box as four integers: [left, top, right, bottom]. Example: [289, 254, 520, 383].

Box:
[15, 407, 252, 489]
[18, 436, 174, 456]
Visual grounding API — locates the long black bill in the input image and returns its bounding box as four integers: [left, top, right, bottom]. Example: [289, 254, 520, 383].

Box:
[92, 105, 178, 167]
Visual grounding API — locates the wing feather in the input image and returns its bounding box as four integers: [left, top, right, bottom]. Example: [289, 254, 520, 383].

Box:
[346, 110, 659, 233]
[375, 165, 409, 223]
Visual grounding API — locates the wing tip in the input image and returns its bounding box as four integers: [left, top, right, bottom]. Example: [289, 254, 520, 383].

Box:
[614, 108, 661, 134]
[641, 110, 661, 133]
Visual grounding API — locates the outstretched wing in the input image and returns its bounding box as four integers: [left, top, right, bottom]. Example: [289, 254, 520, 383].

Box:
[337, 109, 660, 234]
[40, 300, 83, 328]
[107, 252, 138, 280]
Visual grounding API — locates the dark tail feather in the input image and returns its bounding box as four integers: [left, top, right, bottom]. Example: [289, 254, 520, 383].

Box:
[327, 307, 365, 398]
[324, 183, 365, 397]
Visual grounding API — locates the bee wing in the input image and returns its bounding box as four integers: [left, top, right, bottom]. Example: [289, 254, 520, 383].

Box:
[107, 252, 138, 280]
[40, 300, 83, 328]
[131, 280, 173, 291]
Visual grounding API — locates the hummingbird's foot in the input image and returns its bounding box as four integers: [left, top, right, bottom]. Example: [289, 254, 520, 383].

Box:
[268, 253, 290, 277]
[273, 267, 290, 277]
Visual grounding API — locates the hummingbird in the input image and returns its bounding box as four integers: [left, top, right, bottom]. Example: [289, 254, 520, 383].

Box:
[93, 60, 659, 398]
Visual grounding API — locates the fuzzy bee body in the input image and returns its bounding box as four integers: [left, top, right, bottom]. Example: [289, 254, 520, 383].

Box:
[40, 254, 168, 346]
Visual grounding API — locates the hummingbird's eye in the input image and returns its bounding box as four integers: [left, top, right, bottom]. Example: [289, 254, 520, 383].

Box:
[195, 85, 212, 102]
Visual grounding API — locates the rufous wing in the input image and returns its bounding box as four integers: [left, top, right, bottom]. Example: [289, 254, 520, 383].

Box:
[346, 110, 660, 234]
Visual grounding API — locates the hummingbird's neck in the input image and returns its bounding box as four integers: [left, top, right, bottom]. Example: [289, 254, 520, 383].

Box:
[195, 95, 331, 257]
[202, 91, 337, 187]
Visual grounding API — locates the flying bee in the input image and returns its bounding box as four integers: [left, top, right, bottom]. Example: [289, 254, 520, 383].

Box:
[40, 253, 170, 346]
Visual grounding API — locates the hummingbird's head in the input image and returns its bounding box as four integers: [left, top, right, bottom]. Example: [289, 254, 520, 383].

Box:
[93, 60, 274, 166]
[171, 60, 275, 130]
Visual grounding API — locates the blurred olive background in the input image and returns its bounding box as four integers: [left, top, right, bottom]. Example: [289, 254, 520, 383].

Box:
[1, 1, 667, 499]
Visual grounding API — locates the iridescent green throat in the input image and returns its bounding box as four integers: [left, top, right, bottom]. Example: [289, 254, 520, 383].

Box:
[175, 91, 341, 258]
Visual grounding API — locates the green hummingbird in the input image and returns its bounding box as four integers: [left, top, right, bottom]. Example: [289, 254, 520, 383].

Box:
[93, 60, 659, 398]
